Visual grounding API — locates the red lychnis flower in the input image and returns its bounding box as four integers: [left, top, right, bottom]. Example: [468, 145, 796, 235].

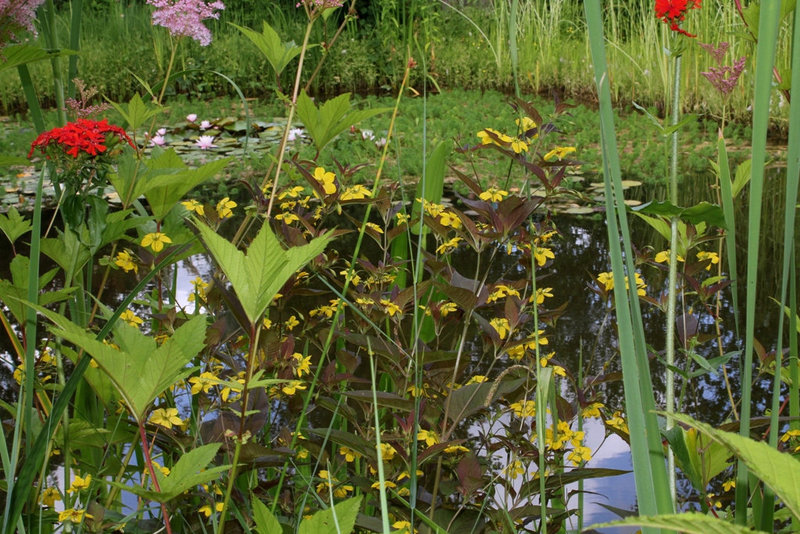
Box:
[28, 118, 135, 159]
[655, 0, 701, 37]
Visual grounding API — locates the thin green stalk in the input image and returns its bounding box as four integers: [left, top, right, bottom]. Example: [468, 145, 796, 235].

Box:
[16, 65, 45, 133]
[764, 3, 800, 529]
[584, 2, 674, 528]
[665, 50, 682, 503]
[42, 0, 67, 126]
[368, 344, 391, 534]
[735, 3, 781, 527]
[67, 0, 83, 98]
[509, 0, 520, 97]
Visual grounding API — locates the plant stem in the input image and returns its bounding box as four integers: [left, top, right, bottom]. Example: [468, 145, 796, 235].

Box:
[138, 421, 172, 534]
[665, 50, 681, 503]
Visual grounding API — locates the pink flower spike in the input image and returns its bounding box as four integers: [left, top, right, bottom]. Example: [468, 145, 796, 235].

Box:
[200, 120, 212, 130]
[146, 0, 225, 46]
[150, 134, 167, 147]
[186, 113, 197, 122]
[195, 135, 217, 150]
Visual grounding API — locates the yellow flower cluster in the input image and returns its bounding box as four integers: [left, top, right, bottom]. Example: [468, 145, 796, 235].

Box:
[597, 271, 647, 297]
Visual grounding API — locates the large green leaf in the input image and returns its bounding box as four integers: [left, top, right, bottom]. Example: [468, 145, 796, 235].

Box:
[671, 414, 800, 521]
[109, 444, 229, 502]
[591, 512, 760, 534]
[196, 220, 331, 326]
[106, 92, 162, 131]
[0, 207, 32, 245]
[139, 149, 232, 221]
[0, 44, 77, 73]
[252, 497, 283, 534]
[231, 22, 304, 77]
[296, 90, 391, 152]
[0, 256, 75, 325]
[48, 312, 207, 421]
[299, 495, 362, 534]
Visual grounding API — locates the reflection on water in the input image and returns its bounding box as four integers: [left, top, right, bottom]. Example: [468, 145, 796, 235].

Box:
[0, 178, 794, 528]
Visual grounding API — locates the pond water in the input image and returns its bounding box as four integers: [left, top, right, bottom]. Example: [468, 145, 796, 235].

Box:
[0, 169, 795, 531]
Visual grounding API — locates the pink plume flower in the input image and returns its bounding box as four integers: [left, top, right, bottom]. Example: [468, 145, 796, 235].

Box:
[0, 0, 46, 47]
[146, 0, 224, 46]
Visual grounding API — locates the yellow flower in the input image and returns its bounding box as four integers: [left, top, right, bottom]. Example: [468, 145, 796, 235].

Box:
[417, 429, 439, 447]
[477, 128, 512, 146]
[530, 287, 554, 305]
[509, 399, 536, 418]
[120, 309, 144, 328]
[141, 232, 172, 252]
[606, 411, 629, 434]
[284, 315, 300, 331]
[380, 298, 403, 317]
[581, 402, 604, 418]
[293, 352, 312, 377]
[465, 375, 488, 385]
[479, 187, 508, 202]
[439, 302, 458, 316]
[58, 508, 91, 523]
[444, 445, 469, 454]
[438, 211, 461, 228]
[114, 250, 138, 274]
[199, 502, 224, 517]
[189, 371, 218, 395]
[568, 445, 592, 466]
[392, 520, 418, 534]
[150, 407, 183, 429]
[340, 184, 372, 200]
[533, 246, 555, 267]
[515, 116, 538, 134]
[504, 459, 525, 479]
[489, 317, 511, 340]
[275, 212, 299, 224]
[68, 474, 92, 494]
[313, 166, 337, 195]
[153, 461, 171, 476]
[395, 212, 410, 225]
[780, 429, 800, 442]
[282, 380, 307, 395]
[340, 446, 362, 462]
[421, 200, 445, 218]
[697, 250, 720, 270]
[371, 480, 397, 490]
[543, 146, 576, 161]
[279, 185, 305, 199]
[487, 284, 521, 303]
[436, 237, 463, 254]
[723, 479, 736, 492]
[380, 442, 396, 460]
[653, 250, 684, 264]
[39, 486, 61, 507]
[181, 199, 205, 215]
[510, 138, 528, 154]
[366, 222, 383, 234]
[216, 197, 237, 219]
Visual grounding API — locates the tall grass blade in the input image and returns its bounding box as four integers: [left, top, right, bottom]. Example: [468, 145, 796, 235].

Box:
[583, 1, 674, 527]
[765, 2, 800, 529]
[67, 0, 83, 97]
[735, 2, 781, 527]
[715, 137, 739, 336]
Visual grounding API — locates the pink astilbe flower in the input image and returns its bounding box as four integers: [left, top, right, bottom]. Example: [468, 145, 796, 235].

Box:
[296, 0, 344, 8]
[146, 0, 224, 46]
[700, 42, 746, 96]
[0, 0, 45, 47]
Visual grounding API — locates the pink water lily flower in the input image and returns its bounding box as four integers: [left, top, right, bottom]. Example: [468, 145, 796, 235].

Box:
[150, 134, 167, 147]
[186, 113, 197, 122]
[156, 127, 167, 135]
[200, 120, 212, 130]
[195, 135, 217, 150]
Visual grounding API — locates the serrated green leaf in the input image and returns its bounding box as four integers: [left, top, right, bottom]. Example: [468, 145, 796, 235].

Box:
[591, 512, 759, 534]
[252, 497, 283, 534]
[196, 220, 331, 326]
[670, 414, 800, 521]
[48, 312, 207, 421]
[299, 495, 362, 534]
[107, 93, 162, 131]
[0, 207, 32, 245]
[296, 91, 391, 152]
[142, 156, 232, 221]
[231, 22, 304, 77]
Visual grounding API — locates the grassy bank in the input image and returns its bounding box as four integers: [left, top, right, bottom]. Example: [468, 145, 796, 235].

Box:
[0, 1, 792, 129]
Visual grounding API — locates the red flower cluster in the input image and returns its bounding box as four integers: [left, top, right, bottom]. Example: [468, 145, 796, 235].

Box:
[28, 118, 135, 159]
[655, 0, 701, 37]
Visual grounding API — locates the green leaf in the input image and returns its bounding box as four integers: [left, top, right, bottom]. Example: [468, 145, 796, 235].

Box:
[0, 207, 32, 245]
[296, 91, 391, 153]
[252, 497, 283, 534]
[48, 312, 207, 421]
[732, 158, 752, 198]
[231, 22, 304, 77]
[141, 154, 232, 221]
[0, 256, 74, 325]
[299, 495, 362, 534]
[670, 414, 800, 521]
[591, 512, 760, 534]
[107, 93, 162, 131]
[110, 444, 229, 502]
[196, 220, 331, 326]
[447, 378, 526, 425]
[0, 44, 77, 73]
[633, 201, 726, 230]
